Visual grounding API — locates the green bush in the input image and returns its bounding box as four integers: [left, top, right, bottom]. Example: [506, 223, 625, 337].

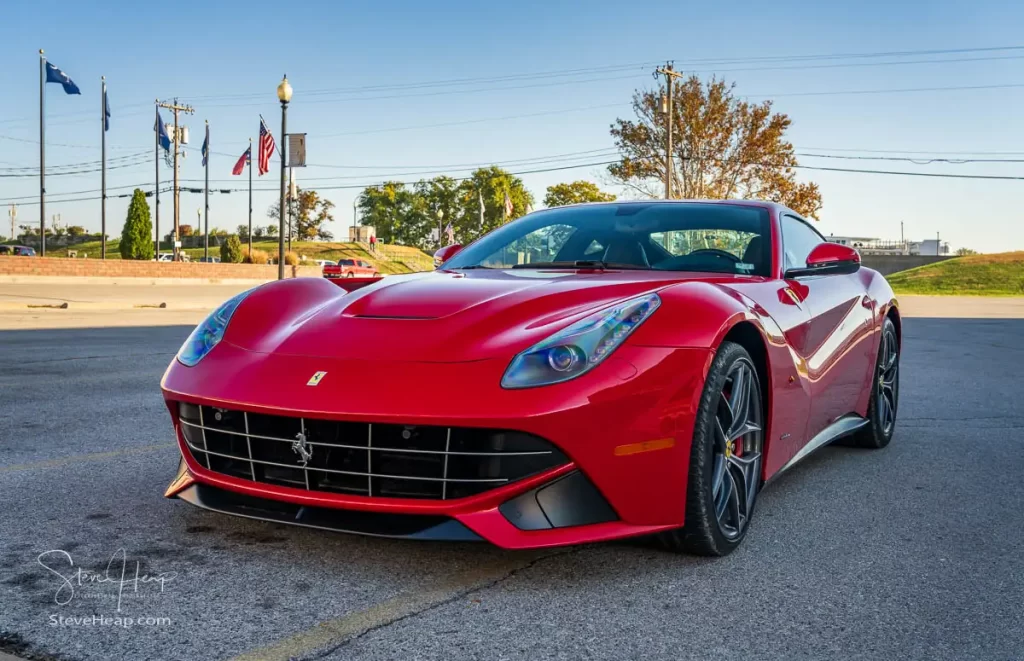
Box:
[119, 189, 154, 260]
[221, 235, 243, 263]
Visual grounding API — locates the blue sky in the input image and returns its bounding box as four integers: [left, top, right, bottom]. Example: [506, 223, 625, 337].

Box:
[2, 0, 1023, 252]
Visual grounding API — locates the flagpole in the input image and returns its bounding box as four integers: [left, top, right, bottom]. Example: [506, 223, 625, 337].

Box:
[154, 102, 160, 259]
[203, 120, 209, 261]
[248, 138, 253, 256]
[100, 77, 106, 259]
[39, 50, 46, 257]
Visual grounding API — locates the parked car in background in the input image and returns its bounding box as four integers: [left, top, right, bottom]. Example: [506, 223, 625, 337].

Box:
[157, 253, 174, 262]
[0, 245, 37, 256]
[323, 258, 379, 279]
[197, 257, 221, 263]
[314, 260, 337, 267]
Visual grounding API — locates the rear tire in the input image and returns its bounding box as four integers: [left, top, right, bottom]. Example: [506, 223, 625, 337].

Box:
[852, 317, 899, 449]
[659, 341, 765, 556]
[346, 272, 355, 278]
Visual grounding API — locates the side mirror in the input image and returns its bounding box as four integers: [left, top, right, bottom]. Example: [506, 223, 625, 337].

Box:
[433, 244, 462, 267]
[786, 243, 861, 278]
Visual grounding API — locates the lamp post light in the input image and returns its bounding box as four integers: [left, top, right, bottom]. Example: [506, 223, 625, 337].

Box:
[276, 74, 292, 279]
[437, 209, 444, 248]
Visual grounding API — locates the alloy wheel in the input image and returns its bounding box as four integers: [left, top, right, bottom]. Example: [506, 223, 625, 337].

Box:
[877, 328, 899, 435]
[711, 359, 764, 540]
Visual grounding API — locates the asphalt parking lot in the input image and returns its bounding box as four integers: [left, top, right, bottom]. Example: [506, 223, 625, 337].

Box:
[1, 312, 1023, 660]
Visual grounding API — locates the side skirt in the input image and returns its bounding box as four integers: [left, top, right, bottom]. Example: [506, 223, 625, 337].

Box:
[765, 414, 869, 485]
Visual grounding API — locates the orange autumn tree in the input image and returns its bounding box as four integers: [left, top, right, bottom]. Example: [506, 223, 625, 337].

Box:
[609, 76, 822, 218]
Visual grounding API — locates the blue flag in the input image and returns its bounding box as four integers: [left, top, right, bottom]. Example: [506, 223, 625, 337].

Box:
[45, 62, 80, 95]
[154, 108, 171, 152]
[103, 90, 111, 132]
[201, 124, 209, 167]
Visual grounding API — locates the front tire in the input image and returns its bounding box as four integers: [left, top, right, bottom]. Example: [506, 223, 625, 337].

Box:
[660, 342, 765, 556]
[852, 317, 899, 449]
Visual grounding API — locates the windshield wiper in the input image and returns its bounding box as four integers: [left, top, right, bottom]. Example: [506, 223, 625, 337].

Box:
[511, 260, 650, 270]
[449, 265, 493, 270]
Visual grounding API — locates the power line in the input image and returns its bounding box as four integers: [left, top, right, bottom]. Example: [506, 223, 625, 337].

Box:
[9, 154, 1024, 209]
[796, 152, 1024, 164]
[0, 157, 151, 178]
[751, 82, 1024, 98]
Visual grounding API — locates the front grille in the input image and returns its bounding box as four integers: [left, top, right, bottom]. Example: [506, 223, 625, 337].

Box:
[176, 403, 568, 500]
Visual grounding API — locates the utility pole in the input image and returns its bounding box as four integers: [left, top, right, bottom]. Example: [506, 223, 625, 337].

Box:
[155, 103, 161, 259]
[655, 63, 684, 200]
[157, 99, 194, 261]
[100, 77, 107, 259]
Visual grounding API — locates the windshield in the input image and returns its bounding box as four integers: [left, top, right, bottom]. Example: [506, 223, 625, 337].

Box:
[442, 202, 772, 276]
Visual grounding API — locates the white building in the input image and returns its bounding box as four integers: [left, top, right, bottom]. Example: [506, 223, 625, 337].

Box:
[827, 235, 949, 256]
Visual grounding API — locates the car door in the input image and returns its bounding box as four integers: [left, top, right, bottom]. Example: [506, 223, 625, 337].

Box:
[781, 215, 876, 438]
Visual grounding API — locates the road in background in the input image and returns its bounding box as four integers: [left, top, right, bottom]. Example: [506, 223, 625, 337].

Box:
[0, 306, 1022, 660]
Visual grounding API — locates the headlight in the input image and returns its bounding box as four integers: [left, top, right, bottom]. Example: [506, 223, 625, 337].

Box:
[501, 293, 660, 389]
[176, 291, 250, 367]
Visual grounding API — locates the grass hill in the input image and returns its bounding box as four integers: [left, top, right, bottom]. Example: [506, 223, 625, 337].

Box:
[888, 252, 1024, 296]
[35, 239, 435, 275]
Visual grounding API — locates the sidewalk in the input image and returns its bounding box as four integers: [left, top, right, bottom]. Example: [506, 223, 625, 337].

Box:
[0, 281, 253, 311]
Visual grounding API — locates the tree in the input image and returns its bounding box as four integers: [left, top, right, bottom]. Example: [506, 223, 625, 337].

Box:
[236, 225, 250, 239]
[221, 234, 243, 263]
[357, 169, 535, 248]
[609, 76, 822, 218]
[454, 167, 534, 243]
[955, 247, 978, 256]
[180, 224, 194, 237]
[253, 225, 266, 239]
[119, 189, 154, 260]
[265, 224, 278, 237]
[66, 225, 86, 238]
[544, 181, 616, 208]
[357, 182, 432, 247]
[416, 176, 462, 248]
[267, 187, 336, 241]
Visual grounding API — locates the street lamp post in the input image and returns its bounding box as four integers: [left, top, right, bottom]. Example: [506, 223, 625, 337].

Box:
[437, 209, 444, 248]
[276, 75, 292, 280]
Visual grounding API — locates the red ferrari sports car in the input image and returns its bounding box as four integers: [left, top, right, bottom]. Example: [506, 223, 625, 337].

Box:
[163, 200, 899, 556]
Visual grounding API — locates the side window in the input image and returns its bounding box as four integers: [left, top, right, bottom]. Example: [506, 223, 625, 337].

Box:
[781, 215, 824, 272]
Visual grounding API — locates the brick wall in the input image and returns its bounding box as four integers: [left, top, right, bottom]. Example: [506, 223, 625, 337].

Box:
[0, 256, 321, 281]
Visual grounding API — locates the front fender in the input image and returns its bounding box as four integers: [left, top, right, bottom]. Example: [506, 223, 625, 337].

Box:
[627, 280, 763, 350]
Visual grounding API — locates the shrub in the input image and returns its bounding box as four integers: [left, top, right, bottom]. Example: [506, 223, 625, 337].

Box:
[284, 251, 300, 266]
[243, 247, 270, 264]
[119, 189, 154, 260]
[221, 235, 243, 263]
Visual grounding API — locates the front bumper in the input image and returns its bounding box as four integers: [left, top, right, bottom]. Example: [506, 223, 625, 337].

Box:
[162, 341, 712, 549]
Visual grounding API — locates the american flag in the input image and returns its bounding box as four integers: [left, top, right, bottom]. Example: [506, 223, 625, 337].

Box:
[258, 116, 276, 176]
[503, 191, 514, 219]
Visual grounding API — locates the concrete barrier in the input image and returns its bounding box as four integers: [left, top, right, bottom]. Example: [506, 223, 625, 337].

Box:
[0, 255, 321, 282]
[860, 255, 953, 276]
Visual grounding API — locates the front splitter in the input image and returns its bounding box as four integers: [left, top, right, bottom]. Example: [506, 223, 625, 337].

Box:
[173, 480, 483, 542]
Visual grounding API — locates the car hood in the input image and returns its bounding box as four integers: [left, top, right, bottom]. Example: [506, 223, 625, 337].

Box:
[228, 269, 702, 362]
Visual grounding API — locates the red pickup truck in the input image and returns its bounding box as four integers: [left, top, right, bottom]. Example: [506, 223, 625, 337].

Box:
[323, 258, 380, 279]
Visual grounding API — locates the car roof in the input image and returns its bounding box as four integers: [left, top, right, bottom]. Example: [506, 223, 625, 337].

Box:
[531, 198, 797, 217]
